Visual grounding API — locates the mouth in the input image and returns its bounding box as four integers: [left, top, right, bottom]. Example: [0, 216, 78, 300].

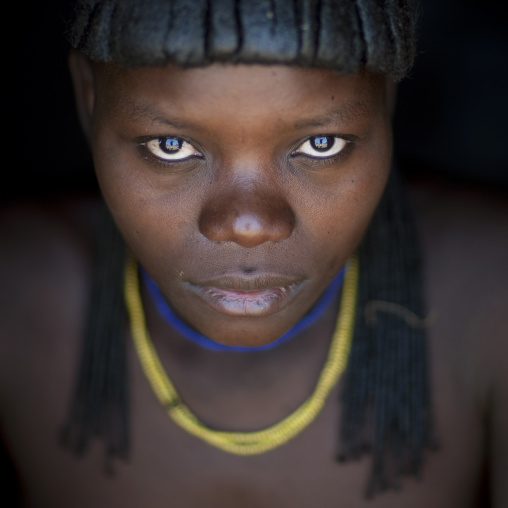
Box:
[187, 274, 304, 317]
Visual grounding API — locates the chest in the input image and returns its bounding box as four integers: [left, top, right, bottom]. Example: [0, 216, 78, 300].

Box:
[6, 361, 486, 508]
[1, 304, 488, 508]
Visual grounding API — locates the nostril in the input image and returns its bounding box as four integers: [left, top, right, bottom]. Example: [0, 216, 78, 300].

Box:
[241, 266, 257, 274]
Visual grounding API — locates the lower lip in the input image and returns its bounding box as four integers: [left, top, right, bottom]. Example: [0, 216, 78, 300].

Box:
[191, 284, 300, 317]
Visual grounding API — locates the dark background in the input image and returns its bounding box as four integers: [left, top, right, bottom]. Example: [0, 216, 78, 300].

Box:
[394, 0, 508, 189]
[1, 1, 507, 505]
[4, 0, 508, 205]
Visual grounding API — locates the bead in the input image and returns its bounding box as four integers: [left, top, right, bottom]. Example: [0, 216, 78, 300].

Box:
[124, 251, 359, 455]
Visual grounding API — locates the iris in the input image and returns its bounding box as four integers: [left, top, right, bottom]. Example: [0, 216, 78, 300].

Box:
[310, 136, 334, 152]
[159, 137, 182, 153]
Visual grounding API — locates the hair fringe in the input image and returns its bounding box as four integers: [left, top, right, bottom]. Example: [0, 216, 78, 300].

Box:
[66, 0, 419, 80]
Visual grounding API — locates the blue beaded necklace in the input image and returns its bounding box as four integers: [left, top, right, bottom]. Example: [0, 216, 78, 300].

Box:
[141, 267, 345, 352]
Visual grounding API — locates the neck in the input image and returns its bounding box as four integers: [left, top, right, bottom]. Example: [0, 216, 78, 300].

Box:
[138, 270, 345, 430]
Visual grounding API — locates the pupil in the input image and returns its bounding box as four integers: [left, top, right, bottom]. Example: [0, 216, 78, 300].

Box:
[159, 138, 182, 154]
[310, 136, 334, 152]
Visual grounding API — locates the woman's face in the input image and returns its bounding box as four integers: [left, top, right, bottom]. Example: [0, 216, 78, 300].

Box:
[73, 59, 392, 346]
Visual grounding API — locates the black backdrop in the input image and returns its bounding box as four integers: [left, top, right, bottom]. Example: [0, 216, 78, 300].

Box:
[394, 0, 508, 188]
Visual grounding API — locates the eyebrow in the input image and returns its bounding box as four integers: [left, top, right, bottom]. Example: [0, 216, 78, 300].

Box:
[293, 99, 377, 129]
[122, 96, 377, 130]
[122, 100, 190, 129]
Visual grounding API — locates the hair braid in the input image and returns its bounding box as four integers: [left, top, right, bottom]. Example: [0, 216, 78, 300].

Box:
[61, 203, 129, 467]
[339, 169, 436, 495]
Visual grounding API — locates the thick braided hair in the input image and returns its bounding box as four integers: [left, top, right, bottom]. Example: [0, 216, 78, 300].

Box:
[62, 0, 435, 497]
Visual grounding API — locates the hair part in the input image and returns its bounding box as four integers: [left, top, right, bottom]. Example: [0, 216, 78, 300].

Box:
[67, 0, 419, 81]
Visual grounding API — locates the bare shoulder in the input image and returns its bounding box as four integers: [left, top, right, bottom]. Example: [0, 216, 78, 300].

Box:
[0, 193, 100, 402]
[0, 195, 96, 276]
[407, 175, 508, 357]
[407, 175, 508, 507]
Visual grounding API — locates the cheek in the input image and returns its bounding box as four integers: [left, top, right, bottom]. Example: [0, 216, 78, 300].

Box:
[342, 125, 392, 226]
[302, 136, 391, 265]
[91, 130, 199, 264]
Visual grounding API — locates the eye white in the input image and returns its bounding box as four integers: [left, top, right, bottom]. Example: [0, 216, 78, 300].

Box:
[294, 136, 347, 158]
[144, 137, 202, 161]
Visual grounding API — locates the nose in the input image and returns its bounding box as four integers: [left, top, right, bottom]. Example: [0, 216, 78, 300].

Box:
[198, 183, 296, 248]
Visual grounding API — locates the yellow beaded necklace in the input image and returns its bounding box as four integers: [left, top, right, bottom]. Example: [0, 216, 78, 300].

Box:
[124, 253, 359, 455]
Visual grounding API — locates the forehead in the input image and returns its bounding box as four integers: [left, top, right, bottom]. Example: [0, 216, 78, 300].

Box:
[92, 63, 386, 127]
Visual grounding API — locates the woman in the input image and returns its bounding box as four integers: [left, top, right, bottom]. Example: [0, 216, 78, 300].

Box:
[1, 1, 506, 506]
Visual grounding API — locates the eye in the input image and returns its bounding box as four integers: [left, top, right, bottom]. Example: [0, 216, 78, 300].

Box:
[293, 136, 348, 159]
[143, 137, 202, 162]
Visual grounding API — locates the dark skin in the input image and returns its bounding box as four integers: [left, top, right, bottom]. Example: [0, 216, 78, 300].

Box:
[83, 60, 391, 347]
[0, 56, 507, 507]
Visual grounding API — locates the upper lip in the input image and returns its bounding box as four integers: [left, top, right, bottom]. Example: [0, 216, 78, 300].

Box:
[189, 274, 303, 292]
